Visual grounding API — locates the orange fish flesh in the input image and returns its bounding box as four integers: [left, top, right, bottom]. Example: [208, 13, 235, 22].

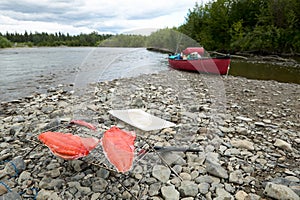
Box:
[38, 131, 100, 160]
[69, 120, 97, 131]
[101, 126, 136, 173]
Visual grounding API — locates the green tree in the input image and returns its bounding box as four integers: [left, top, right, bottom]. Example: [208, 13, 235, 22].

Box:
[178, 0, 300, 54]
[0, 36, 12, 48]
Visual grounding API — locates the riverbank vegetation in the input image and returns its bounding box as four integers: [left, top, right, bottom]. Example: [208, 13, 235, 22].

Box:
[178, 0, 300, 55]
[1, 0, 299, 55]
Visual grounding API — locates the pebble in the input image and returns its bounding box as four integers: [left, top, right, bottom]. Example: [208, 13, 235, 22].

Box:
[235, 190, 248, 200]
[264, 182, 300, 200]
[0, 70, 299, 199]
[152, 165, 171, 183]
[179, 181, 198, 197]
[0, 191, 22, 200]
[274, 139, 293, 152]
[161, 185, 180, 200]
[231, 139, 254, 150]
[205, 160, 228, 179]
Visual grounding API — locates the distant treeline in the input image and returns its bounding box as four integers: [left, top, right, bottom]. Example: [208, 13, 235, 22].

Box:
[0, 31, 112, 47]
[177, 0, 300, 54]
[1, 0, 300, 55]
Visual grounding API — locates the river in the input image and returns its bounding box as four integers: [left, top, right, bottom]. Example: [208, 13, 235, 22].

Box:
[0, 47, 168, 102]
[0, 47, 299, 102]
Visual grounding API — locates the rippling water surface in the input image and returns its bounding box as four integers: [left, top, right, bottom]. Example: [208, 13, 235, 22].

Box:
[1, 47, 299, 102]
[0, 47, 168, 102]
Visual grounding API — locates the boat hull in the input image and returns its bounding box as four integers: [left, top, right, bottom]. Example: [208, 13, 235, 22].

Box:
[168, 56, 231, 75]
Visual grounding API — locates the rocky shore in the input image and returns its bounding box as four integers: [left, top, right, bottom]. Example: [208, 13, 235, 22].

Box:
[0, 70, 299, 200]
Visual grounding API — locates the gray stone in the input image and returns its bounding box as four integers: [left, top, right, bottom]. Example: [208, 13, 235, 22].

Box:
[39, 177, 64, 190]
[235, 190, 248, 200]
[215, 188, 234, 200]
[224, 183, 235, 193]
[247, 193, 261, 200]
[229, 170, 244, 184]
[161, 185, 180, 200]
[231, 139, 254, 150]
[91, 193, 101, 200]
[264, 182, 300, 200]
[224, 148, 241, 156]
[195, 175, 216, 184]
[18, 171, 32, 185]
[179, 181, 198, 197]
[91, 178, 108, 192]
[77, 185, 91, 195]
[236, 116, 253, 122]
[48, 168, 61, 178]
[274, 139, 293, 152]
[152, 165, 171, 183]
[0, 191, 22, 200]
[69, 160, 84, 172]
[205, 160, 228, 179]
[198, 182, 210, 194]
[219, 126, 235, 133]
[12, 116, 25, 123]
[180, 172, 192, 180]
[36, 189, 52, 200]
[96, 168, 110, 179]
[148, 183, 161, 196]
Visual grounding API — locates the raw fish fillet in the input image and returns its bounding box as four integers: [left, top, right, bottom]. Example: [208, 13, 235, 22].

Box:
[101, 126, 136, 173]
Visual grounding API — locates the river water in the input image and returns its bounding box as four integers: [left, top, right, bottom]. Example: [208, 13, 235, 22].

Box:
[1, 47, 299, 102]
[0, 47, 168, 102]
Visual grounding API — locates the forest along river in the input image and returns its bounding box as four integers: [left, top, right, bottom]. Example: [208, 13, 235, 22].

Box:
[0, 47, 168, 102]
[1, 47, 300, 102]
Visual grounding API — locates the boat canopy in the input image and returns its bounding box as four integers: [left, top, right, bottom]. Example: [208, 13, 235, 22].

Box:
[182, 47, 205, 56]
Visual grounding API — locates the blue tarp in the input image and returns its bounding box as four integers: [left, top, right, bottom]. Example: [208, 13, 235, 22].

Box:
[169, 54, 181, 60]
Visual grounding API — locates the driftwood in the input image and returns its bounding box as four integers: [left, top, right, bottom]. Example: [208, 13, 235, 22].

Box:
[146, 47, 174, 54]
[208, 51, 248, 60]
[257, 55, 298, 63]
[211, 51, 299, 64]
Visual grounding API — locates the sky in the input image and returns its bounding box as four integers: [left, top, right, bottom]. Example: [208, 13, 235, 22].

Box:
[0, 0, 209, 35]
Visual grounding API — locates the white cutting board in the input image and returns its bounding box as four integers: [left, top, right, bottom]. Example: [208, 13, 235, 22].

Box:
[108, 109, 176, 131]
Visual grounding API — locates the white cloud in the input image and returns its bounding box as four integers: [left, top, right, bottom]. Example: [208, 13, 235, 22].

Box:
[0, 0, 209, 35]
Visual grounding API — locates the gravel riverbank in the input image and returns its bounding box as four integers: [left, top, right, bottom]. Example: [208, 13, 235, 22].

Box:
[0, 70, 299, 199]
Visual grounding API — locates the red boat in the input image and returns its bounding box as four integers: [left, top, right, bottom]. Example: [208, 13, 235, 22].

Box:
[168, 47, 231, 75]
